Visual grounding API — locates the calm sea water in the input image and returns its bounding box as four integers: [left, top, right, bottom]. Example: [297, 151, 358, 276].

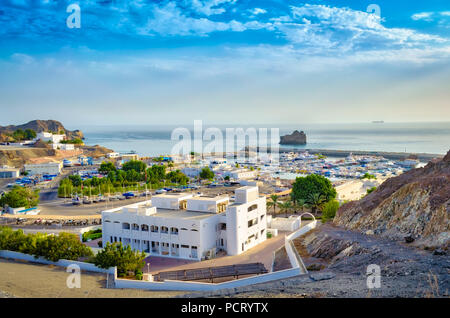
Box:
[81, 122, 450, 157]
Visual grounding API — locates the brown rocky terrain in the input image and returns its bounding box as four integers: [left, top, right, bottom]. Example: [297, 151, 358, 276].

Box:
[179, 152, 450, 298]
[334, 150, 450, 249]
[0, 119, 84, 142]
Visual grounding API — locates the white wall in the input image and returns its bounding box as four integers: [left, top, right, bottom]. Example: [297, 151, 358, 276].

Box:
[0, 250, 115, 274]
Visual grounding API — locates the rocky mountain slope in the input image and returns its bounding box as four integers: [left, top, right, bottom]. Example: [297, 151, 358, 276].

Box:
[0, 120, 84, 142]
[335, 150, 450, 249]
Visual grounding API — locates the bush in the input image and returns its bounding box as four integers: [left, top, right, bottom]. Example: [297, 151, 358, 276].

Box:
[0, 227, 93, 262]
[366, 186, 377, 194]
[135, 269, 143, 280]
[321, 200, 340, 223]
[82, 229, 102, 242]
[93, 242, 146, 277]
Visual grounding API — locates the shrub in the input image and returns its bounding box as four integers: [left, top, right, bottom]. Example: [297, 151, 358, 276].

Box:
[0, 227, 93, 262]
[321, 200, 340, 223]
[93, 242, 146, 277]
[366, 186, 377, 194]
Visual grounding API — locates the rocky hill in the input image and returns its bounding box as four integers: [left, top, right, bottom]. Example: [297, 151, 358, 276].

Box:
[335, 150, 450, 249]
[0, 120, 84, 142]
[279, 130, 307, 145]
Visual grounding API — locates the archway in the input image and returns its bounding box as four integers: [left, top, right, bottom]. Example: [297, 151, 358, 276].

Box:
[299, 212, 316, 227]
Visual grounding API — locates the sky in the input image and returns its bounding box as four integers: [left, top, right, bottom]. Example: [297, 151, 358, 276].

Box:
[0, 0, 449, 128]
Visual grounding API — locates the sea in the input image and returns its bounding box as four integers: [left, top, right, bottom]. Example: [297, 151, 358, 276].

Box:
[80, 122, 450, 157]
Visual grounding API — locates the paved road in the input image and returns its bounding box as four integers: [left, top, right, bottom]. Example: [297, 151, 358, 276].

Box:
[146, 230, 289, 275]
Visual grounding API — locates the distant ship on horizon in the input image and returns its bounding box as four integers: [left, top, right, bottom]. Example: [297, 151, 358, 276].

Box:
[372, 120, 385, 124]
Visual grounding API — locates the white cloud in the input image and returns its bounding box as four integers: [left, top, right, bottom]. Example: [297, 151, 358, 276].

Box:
[138, 2, 269, 36]
[412, 12, 433, 21]
[249, 8, 267, 16]
[187, 0, 236, 16]
[281, 5, 446, 51]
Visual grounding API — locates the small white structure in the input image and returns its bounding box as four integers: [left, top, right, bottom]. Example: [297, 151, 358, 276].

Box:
[24, 161, 62, 176]
[222, 168, 256, 180]
[121, 153, 140, 164]
[102, 186, 267, 260]
[37, 132, 65, 144]
[106, 152, 120, 159]
[269, 215, 301, 232]
[0, 167, 20, 178]
[181, 167, 201, 178]
[6, 206, 40, 215]
[52, 143, 75, 151]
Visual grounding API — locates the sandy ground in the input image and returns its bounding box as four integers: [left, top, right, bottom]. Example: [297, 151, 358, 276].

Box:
[0, 258, 185, 298]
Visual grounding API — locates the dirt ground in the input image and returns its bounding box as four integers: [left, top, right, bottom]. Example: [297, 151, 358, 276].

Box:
[0, 258, 185, 298]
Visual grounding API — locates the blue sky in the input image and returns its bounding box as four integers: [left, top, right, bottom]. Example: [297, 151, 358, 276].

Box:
[0, 0, 449, 127]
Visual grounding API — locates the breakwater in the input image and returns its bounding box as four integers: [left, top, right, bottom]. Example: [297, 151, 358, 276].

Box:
[248, 147, 444, 162]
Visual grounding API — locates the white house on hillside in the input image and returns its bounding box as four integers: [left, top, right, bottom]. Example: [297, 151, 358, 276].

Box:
[101, 186, 267, 260]
[37, 132, 65, 144]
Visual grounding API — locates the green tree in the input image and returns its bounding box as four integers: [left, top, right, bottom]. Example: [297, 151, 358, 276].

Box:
[307, 193, 326, 215]
[34, 232, 93, 262]
[122, 160, 147, 173]
[166, 170, 189, 185]
[24, 129, 37, 140]
[294, 199, 309, 214]
[199, 167, 214, 180]
[266, 194, 280, 215]
[278, 200, 293, 217]
[321, 200, 340, 223]
[291, 174, 336, 205]
[0, 227, 92, 262]
[0, 186, 40, 209]
[99, 162, 116, 174]
[93, 242, 146, 278]
[68, 175, 82, 187]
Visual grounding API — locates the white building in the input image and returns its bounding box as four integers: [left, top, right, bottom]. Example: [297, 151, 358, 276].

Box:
[181, 167, 201, 178]
[102, 186, 267, 260]
[52, 143, 75, 151]
[24, 161, 62, 176]
[0, 167, 20, 178]
[222, 168, 257, 180]
[37, 132, 66, 144]
[106, 152, 120, 159]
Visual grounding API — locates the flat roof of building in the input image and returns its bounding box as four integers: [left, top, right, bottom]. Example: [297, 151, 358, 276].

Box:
[152, 192, 194, 199]
[189, 195, 229, 202]
[152, 208, 224, 220]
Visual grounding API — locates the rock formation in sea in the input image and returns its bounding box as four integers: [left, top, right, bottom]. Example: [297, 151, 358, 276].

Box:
[335, 150, 450, 249]
[279, 130, 307, 145]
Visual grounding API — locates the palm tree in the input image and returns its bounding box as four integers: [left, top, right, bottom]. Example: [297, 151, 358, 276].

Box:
[278, 200, 293, 218]
[267, 194, 280, 215]
[294, 199, 309, 215]
[307, 193, 326, 216]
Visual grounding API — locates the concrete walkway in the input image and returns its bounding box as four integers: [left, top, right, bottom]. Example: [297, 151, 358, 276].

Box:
[146, 231, 288, 275]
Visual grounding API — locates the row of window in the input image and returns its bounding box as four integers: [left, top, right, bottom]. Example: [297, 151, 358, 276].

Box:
[104, 221, 199, 234]
[109, 236, 198, 251]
